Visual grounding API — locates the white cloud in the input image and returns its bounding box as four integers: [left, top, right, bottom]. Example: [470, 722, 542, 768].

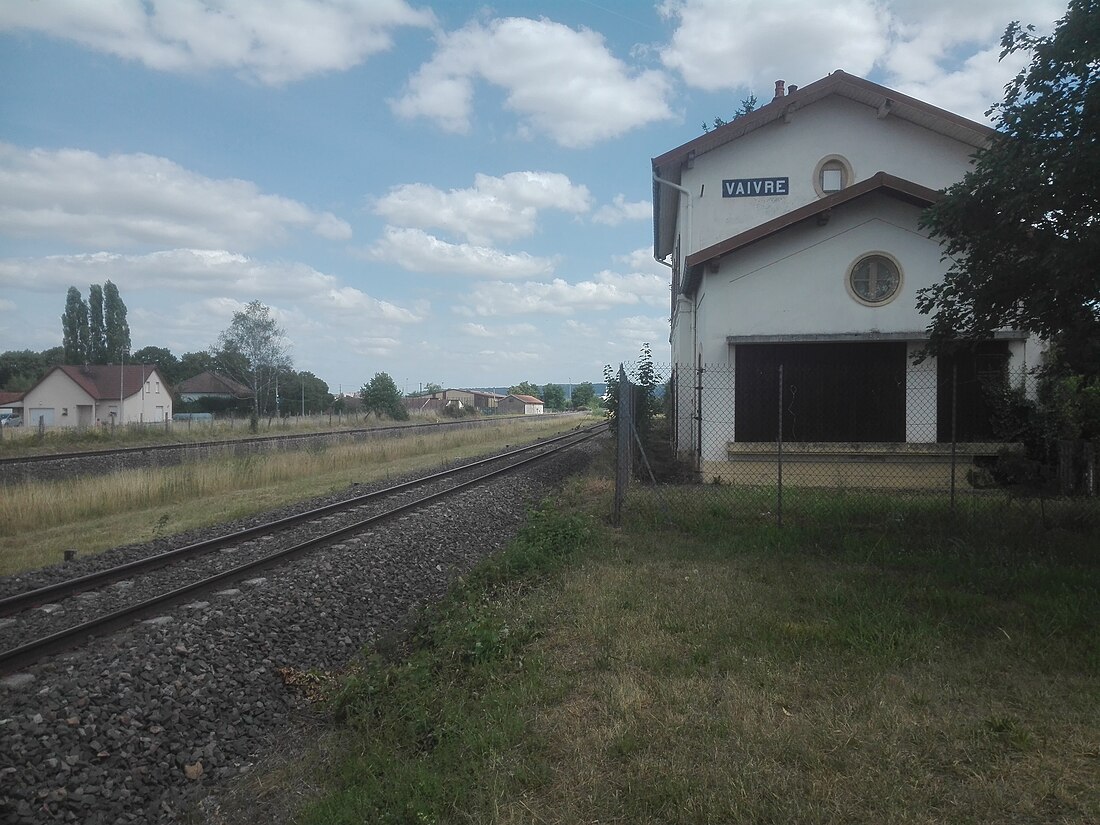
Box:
[616, 247, 673, 278]
[374, 171, 591, 244]
[593, 195, 652, 226]
[392, 16, 675, 147]
[368, 226, 555, 279]
[659, 0, 888, 93]
[461, 322, 494, 338]
[462, 270, 669, 317]
[0, 0, 435, 84]
[658, 0, 1064, 122]
[0, 249, 419, 322]
[0, 298, 15, 312]
[0, 144, 351, 249]
[880, 0, 1064, 120]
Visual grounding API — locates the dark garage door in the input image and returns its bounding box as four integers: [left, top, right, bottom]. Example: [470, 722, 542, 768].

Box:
[735, 342, 907, 442]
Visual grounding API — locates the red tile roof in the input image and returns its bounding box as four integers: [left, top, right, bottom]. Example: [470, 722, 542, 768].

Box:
[49, 365, 165, 401]
[510, 394, 544, 404]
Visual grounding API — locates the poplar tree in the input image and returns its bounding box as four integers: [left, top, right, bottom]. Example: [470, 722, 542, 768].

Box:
[61, 286, 90, 364]
[103, 280, 131, 363]
[88, 284, 106, 363]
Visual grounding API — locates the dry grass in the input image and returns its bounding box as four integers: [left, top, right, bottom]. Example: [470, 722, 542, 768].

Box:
[282, 472, 1098, 825]
[0, 417, 587, 575]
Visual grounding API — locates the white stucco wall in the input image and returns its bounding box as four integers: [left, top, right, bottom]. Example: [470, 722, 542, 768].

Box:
[21, 370, 94, 428]
[677, 96, 977, 255]
[693, 194, 938, 361]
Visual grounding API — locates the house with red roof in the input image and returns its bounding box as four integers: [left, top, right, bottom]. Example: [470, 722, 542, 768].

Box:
[20, 364, 172, 428]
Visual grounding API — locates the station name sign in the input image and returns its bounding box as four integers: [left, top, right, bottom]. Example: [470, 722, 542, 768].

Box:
[722, 177, 789, 197]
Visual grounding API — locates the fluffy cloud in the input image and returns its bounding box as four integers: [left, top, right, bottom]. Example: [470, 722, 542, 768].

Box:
[368, 227, 555, 279]
[658, 0, 1064, 122]
[659, 0, 888, 93]
[374, 171, 591, 244]
[0, 248, 418, 322]
[593, 195, 651, 226]
[0, 0, 435, 84]
[0, 144, 351, 249]
[461, 270, 669, 317]
[392, 17, 674, 147]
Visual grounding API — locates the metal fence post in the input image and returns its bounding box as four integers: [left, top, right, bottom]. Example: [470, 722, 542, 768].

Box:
[613, 363, 633, 526]
[695, 354, 703, 474]
[950, 361, 957, 514]
[777, 364, 784, 528]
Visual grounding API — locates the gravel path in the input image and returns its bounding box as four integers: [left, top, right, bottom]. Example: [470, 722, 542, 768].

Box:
[0, 438, 600, 824]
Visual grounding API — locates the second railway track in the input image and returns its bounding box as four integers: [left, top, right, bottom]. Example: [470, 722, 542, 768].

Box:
[0, 423, 605, 675]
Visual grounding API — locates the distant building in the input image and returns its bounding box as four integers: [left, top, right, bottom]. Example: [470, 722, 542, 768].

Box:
[21, 364, 172, 427]
[498, 394, 545, 415]
[176, 371, 253, 404]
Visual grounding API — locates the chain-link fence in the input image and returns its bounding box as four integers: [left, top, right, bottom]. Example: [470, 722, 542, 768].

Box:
[612, 358, 1098, 530]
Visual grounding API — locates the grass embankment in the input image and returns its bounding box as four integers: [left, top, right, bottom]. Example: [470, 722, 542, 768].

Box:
[0, 412, 545, 458]
[0, 417, 587, 575]
[255, 470, 1099, 825]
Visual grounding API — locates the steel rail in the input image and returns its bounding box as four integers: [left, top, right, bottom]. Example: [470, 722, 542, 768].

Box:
[0, 425, 604, 674]
[0, 422, 604, 616]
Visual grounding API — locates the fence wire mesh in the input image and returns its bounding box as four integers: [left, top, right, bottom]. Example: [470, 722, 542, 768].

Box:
[612, 359, 1099, 531]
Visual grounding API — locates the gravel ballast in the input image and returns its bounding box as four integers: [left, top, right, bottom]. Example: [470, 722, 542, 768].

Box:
[0, 438, 600, 824]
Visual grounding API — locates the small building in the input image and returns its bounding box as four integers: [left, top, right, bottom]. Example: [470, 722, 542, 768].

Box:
[498, 394, 545, 415]
[176, 371, 253, 404]
[20, 364, 172, 427]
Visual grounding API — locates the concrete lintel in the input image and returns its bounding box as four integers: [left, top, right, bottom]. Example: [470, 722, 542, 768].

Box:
[725, 330, 1028, 345]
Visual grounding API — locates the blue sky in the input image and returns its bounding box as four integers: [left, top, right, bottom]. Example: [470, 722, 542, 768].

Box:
[0, 0, 1063, 392]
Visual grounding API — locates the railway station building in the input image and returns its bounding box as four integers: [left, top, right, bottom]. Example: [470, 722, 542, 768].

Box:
[651, 70, 1043, 482]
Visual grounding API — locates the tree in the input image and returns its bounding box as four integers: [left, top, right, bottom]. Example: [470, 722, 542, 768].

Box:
[0, 348, 63, 391]
[918, 0, 1100, 374]
[702, 94, 757, 133]
[88, 284, 106, 363]
[103, 280, 131, 363]
[132, 346, 181, 386]
[61, 286, 89, 364]
[571, 381, 597, 409]
[541, 383, 567, 411]
[361, 372, 408, 420]
[509, 381, 541, 398]
[293, 371, 332, 414]
[215, 300, 291, 426]
[176, 350, 218, 389]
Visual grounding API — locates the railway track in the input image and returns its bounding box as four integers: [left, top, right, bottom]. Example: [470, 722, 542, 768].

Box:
[0, 423, 605, 675]
[0, 412, 563, 473]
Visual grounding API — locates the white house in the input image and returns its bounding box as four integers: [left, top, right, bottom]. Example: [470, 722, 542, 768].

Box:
[21, 364, 172, 428]
[652, 71, 1042, 478]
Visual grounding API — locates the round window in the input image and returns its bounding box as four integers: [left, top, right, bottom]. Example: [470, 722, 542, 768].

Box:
[848, 254, 901, 305]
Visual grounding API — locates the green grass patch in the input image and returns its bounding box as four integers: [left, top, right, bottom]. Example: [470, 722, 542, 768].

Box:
[233, 473, 1098, 825]
[302, 505, 593, 825]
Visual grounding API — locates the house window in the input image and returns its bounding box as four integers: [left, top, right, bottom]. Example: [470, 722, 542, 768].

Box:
[813, 155, 853, 197]
[847, 253, 902, 305]
[156, 381, 160, 394]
